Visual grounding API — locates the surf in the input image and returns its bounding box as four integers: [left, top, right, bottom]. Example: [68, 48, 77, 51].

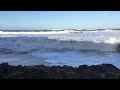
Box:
[0, 30, 120, 53]
[0, 37, 120, 53]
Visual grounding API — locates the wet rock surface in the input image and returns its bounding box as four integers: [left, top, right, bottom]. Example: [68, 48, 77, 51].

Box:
[0, 63, 120, 79]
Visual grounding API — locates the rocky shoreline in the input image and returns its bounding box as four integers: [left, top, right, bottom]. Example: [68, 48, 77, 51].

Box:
[0, 63, 120, 79]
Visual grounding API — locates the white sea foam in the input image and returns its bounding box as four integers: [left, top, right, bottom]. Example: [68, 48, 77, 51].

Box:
[0, 30, 120, 67]
[0, 30, 120, 52]
[31, 50, 120, 67]
[0, 30, 70, 34]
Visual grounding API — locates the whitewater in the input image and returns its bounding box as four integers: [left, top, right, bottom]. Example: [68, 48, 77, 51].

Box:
[0, 30, 120, 68]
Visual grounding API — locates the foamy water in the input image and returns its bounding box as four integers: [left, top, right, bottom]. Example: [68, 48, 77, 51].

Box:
[0, 30, 120, 68]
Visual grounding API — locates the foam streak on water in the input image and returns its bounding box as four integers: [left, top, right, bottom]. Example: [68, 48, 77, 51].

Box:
[0, 30, 120, 67]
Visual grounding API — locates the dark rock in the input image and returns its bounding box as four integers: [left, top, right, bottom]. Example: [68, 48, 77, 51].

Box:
[0, 63, 9, 67]
[0, 63, 9, 72]
[100, 64, 120, 73]
[0, 63, 120, 79]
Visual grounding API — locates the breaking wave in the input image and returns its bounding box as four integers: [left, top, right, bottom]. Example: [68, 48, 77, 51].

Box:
[0, 36, 120, 53]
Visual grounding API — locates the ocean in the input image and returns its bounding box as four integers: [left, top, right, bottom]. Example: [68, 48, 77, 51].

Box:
[0, 30, 120, 68]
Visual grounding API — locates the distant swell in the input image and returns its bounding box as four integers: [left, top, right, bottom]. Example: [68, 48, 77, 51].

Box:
[0, 37, 119, 53]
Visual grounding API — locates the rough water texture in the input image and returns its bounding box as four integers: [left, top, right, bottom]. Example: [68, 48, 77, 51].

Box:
[0, 30, 120, 67]
[0, 30, 120, 52]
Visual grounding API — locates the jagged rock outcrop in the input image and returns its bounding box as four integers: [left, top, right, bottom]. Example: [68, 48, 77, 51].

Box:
[0, 63, 120, 79]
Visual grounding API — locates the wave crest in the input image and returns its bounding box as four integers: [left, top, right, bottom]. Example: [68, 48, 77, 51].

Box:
[0, 37, 119, 52]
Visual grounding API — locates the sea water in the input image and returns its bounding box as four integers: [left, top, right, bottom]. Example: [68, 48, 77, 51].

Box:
[0, 30, 120, 68]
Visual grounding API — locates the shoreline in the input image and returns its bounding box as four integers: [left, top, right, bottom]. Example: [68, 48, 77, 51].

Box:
[0, 63, 120, 79]
[0, 52, 51, 66]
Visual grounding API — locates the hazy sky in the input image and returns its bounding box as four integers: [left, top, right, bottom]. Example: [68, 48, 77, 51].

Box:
[0, 11, 120, 30]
